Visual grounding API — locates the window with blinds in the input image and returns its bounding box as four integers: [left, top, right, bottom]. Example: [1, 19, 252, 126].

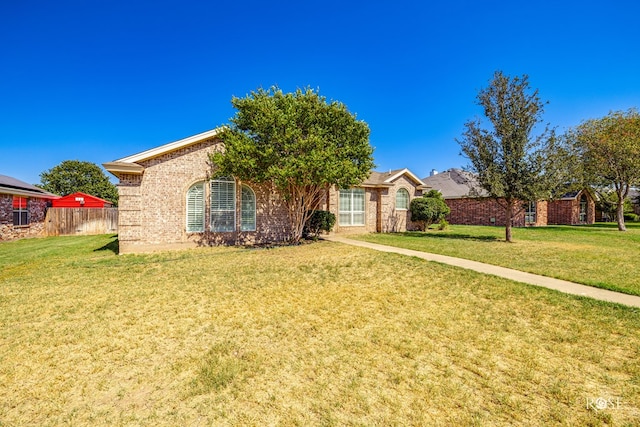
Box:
[186, 183, 205, 233]
[241, 185, 256, 231]
[211, 178, 236, 232]
[339, 188, 365, 226]
[396, 188, 409, 210]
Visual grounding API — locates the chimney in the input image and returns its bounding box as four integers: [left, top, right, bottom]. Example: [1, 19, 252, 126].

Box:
[430, 169, 438, 176]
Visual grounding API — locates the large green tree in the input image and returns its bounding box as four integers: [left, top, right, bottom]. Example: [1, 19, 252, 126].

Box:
[40, 160, 119, 205]
[211, 86, 374, 243]
[567, 109, 640, 231]
[457, 71, 568, 242]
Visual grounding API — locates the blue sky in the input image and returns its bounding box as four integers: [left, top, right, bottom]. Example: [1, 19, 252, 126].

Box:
[2, 0, 639, 185]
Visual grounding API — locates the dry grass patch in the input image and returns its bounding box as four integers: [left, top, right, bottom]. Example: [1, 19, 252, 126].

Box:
[0, 235, 639, 425]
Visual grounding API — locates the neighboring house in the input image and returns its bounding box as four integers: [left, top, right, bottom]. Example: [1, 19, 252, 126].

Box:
[422, 168, 595, 226]
[52, 192, 113, 208]
[104, 128, 428, 253]
[0, 174, 59, 241]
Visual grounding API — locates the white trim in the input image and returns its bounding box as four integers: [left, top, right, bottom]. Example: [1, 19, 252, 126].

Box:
[114, 127, 224, 164]
[384, 168, 425, 186]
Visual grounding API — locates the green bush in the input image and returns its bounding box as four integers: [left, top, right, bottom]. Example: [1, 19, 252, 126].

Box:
[410, 191, 450, 231]
[437, 218, 449, 230]
[303, 210, 336, 239]
[623, 212, 639, 222]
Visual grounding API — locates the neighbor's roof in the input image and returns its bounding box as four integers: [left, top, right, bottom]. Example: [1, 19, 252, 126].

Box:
[421, 169, 488, 199]
[103, 127, 223, 177]
[362, 168, 428, 188]
[54, 192, 113, 206]
[0, 174, 59, 199]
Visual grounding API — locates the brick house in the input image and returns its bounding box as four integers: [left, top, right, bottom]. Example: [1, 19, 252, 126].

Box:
[0, 174, 59, 241]
[422, 169, 595, 226]
[104, 128, 428, 253]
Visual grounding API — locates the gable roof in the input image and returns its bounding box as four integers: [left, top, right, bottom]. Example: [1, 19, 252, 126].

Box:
[0, 174, 59, 199]
[421, 169, 488, 199]
[103, 128, 223, 177]
[362, 168, 427, 188]
[52, 192, 113, 207]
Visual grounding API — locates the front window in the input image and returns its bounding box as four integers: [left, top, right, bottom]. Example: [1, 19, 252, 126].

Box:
[396, 188, 409, 210]
[525, 201, 536, 224]
[211, 177, 236, 232]
[339, 188, 365, 226]
[13, 197, 28, 226]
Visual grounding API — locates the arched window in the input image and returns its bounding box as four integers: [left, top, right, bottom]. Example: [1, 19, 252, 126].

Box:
[396, 188, 409, 210]
[186, 182, 205, 233]
[211, 177, 236, 232]
[241, 185, 256, 231]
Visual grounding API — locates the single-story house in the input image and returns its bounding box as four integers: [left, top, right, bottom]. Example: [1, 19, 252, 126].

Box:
[0, 174, 59, 241]
[104, 128, 427, 253]
[422, 168, 595, 226]
[52, 192, 113, 208]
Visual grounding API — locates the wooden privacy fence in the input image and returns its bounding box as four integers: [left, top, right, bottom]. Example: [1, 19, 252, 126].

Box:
[45, 208, 118, 236]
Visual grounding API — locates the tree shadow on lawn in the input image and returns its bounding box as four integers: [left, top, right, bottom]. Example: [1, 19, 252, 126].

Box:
[402, 231, 499, 242]
[585, 222, 640, 230]
[94, 234, 119, 255]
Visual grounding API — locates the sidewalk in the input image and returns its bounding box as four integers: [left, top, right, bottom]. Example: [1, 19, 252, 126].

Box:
[324, 235, 640, 309]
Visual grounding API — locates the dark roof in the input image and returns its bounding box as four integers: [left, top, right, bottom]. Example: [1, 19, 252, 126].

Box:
[421, 169, 488, 198]
[0, 174, 59, 199]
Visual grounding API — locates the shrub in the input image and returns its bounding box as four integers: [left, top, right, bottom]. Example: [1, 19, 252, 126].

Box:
[437, 218, 449, 230]
[623, 212, 639, 222]
[410, 191, 450, 231]
[303, 210, 336, 239]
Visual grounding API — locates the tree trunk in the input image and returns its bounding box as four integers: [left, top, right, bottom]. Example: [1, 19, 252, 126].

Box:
[616, 196, 627, 232]
[505, 200, 513, 242]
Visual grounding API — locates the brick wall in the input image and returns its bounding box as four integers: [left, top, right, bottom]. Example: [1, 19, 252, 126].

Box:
[0, 195, 48, 241]
[547, 191, 595, 225]
[445, 198, 547, 227]
[115, 138, 293, 253]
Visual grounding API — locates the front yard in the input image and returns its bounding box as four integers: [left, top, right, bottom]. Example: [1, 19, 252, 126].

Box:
[1, 235, 639, 425]
[355, 223, 640, 296]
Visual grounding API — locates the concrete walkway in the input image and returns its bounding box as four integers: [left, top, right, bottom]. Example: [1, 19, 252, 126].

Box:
[324, 235, 640, 308]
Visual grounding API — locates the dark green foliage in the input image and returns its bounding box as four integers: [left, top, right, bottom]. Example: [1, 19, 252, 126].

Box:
[410, 190, 450, 231]
[303, 210, 336, 239]
[39, 160, 119, 205]
[623, 213, 639, 222]
[211, 86, 374, 242]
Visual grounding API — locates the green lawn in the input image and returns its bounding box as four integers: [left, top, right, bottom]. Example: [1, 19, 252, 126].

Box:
[1, 235, 639, 426]
[354, 223, 640, 296]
